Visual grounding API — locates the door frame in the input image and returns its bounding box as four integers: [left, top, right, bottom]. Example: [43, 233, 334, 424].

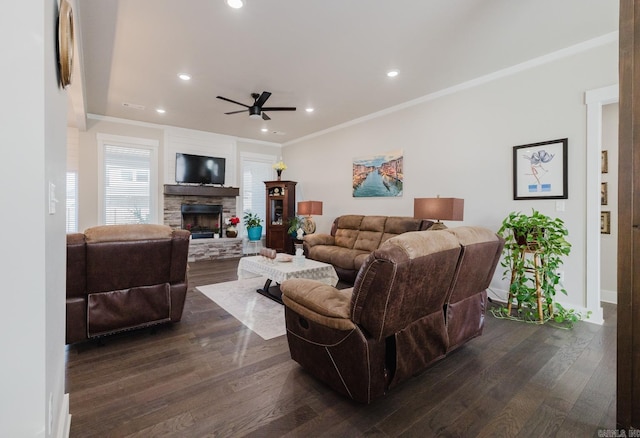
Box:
[585, 84, 618, 324]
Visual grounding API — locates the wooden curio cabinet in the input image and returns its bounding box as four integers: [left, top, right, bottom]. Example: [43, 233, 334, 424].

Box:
[265, 180, 297, 253]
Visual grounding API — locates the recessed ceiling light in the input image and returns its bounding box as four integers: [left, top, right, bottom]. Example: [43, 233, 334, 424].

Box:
[305, 108, 314, 113]
[156, 108, 166, 114]
[178, 73, 191, 81]
[261, 128, 268, 132]
[225, 0, 244, 8]
[387, 70, 399, 78]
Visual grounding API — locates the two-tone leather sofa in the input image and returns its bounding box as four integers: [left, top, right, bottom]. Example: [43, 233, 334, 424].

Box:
[66, 224, 190, 344]
[281, 226, 504, 403]
[303, 215, 433, 283]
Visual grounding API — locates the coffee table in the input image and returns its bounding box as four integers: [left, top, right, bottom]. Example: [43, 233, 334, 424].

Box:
[237, 255, 339, 304]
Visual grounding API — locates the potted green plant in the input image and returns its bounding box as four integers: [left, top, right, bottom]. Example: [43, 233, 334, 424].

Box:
[494, 209, 588, 327]
[243, 212, 263, 241]
[287, 215, 305, 238]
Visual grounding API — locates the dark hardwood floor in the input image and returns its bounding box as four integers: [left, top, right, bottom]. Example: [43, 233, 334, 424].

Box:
[65, 258, 616, 437]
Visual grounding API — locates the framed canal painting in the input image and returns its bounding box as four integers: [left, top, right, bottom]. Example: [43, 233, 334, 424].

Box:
[352, 150, 403, 197]
[513, 138, 568, 200]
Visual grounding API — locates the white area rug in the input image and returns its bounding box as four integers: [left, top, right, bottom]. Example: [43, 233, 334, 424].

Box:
[196, 277, 286, 340]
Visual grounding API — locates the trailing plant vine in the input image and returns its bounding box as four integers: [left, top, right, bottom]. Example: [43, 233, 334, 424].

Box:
[492, 209, 590, 328]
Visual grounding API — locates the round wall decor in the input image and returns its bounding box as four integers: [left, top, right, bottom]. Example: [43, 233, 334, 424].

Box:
[57, 0, 74, 88]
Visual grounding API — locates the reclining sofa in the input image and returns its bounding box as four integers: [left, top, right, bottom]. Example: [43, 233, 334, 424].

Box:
[303, 215, 433, 283]
[281, 226, 504, 403]
[66, 224, 190, 344]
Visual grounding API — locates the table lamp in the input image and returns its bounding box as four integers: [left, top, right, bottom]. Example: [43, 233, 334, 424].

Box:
[414, 197, 464, 230]
[297, 201, 323, 234]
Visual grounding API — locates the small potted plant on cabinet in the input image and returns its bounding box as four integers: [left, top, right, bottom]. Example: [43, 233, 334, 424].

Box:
[494, 209, 588, 327]
[243, 212, 263, 241]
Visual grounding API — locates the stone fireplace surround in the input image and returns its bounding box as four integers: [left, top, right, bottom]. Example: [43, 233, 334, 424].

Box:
[163, 185, 242, 261]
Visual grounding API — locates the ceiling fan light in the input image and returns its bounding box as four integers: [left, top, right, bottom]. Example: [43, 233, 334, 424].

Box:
[249, 106, 262, 119]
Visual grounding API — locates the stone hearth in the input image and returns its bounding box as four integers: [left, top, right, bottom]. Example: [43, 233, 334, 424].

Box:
[164, 184, 242, 260]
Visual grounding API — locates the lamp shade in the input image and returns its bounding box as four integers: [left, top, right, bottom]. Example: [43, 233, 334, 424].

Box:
[414, 198, 464, 221]
[298, 201, 323, 216]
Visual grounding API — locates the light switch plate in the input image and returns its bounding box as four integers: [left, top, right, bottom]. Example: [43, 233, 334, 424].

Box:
[49, 182, 57, 215]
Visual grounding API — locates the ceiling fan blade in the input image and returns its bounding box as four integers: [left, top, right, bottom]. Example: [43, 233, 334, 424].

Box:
[261, 107, 297, 111]
[224, 109, 248, 115]
[254, 91, 272, 108]
[216, 96, 250, 108]
[261, 112, 271, 121]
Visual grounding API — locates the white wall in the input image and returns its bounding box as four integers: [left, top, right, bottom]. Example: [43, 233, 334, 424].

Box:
[0, 0, 69, 436]
[601, 103, 619, 302]
[282, 39, 618, 317]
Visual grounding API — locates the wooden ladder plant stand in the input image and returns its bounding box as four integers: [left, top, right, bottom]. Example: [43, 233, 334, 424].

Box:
[507, 246, 552, 323]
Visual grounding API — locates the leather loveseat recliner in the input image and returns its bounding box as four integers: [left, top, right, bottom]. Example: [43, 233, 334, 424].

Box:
[281, 226, 504, 403]
[303, 215, 433, 283]
[66, 224, 190, 344]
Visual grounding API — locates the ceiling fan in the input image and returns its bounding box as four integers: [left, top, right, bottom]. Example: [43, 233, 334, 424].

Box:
[216, 91, 296, 121]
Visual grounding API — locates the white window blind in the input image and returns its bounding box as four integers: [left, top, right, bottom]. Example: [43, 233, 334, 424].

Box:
[241, 158, 272, 235]
[66, 171, 77, 232]
[103, 144, 153, 225]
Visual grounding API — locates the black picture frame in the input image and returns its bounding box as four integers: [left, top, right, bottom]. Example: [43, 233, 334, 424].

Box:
[513, 138, 568, 200]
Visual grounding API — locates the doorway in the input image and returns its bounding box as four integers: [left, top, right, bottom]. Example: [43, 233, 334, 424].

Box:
[585, 84, 618, 323]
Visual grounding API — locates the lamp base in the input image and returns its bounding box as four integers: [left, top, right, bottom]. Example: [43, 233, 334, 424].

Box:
[302, 217, 316, 234]
[429, 221, 448, 231]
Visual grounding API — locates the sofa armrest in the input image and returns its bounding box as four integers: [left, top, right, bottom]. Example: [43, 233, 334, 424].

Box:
[281, 279, 355, 330]
[303, 233, 335, 248]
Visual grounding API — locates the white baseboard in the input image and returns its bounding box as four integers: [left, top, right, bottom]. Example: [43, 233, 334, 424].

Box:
[56, 393, 71, 438]
[601, 289, 618, 304]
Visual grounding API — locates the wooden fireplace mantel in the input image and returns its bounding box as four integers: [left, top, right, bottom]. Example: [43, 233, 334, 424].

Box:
[164, 184, 240, 197]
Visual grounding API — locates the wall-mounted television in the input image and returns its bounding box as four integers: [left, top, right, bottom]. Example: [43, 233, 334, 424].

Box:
[175, 153, 226, 185]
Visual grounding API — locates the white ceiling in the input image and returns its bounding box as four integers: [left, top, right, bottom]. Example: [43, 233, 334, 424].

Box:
[69, 0, 618, 144]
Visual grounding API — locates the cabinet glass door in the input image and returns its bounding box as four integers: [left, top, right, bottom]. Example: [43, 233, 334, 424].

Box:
[270, 198, 284, 225]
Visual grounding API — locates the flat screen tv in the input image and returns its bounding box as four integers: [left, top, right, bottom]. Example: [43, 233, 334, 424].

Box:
[175, 153, 226, 185]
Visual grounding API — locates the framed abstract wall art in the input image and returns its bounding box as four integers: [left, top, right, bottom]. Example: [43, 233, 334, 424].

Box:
[513, 138, 568, 200]
[352, 150, 403, 197]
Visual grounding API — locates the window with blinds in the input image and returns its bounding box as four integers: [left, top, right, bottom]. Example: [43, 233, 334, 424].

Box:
[241, 154, 275, 235]
[66, 171, 77, 232]
[102, 143, 155, 225]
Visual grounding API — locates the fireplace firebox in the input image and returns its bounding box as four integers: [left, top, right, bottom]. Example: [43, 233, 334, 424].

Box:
[181, 204, 222, 239]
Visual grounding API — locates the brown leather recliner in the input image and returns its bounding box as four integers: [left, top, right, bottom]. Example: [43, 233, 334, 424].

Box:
[280, 226, 504, 403]
[66, 224, 190, 344]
